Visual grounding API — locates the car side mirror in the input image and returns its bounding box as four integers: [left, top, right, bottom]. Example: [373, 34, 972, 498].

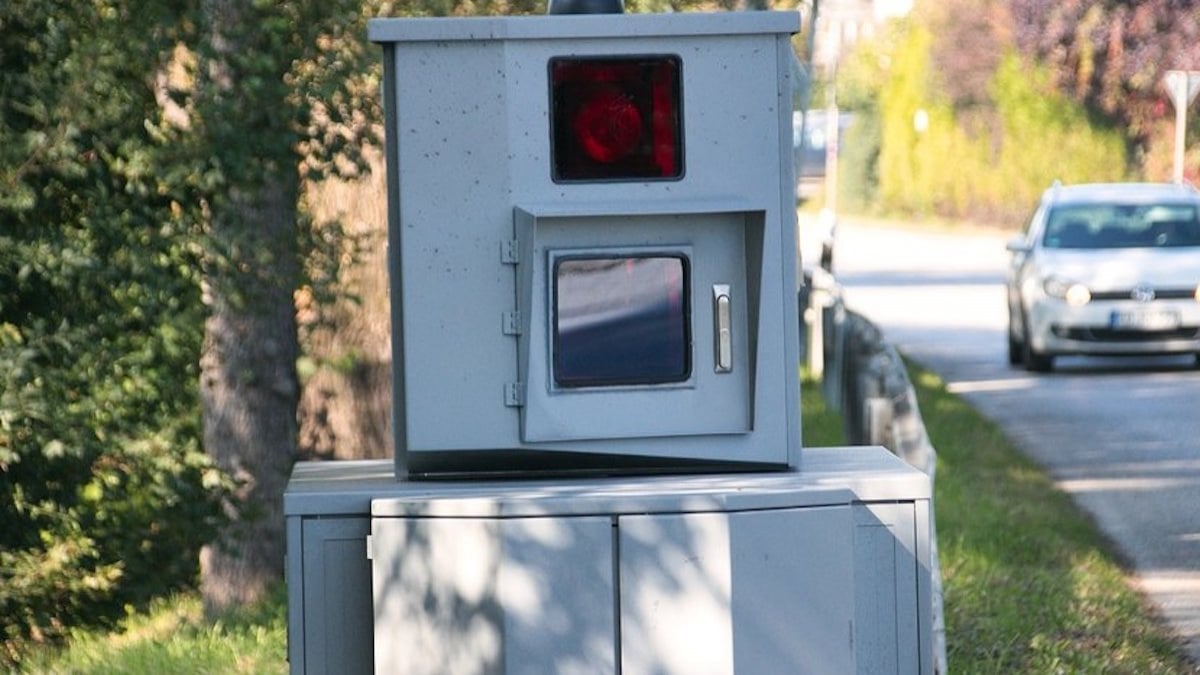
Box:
[1006, 237, 1032, 254]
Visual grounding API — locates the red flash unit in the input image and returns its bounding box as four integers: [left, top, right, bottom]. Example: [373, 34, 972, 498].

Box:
[550, 56, 683, 181]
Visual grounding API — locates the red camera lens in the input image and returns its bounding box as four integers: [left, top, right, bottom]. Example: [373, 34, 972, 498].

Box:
[550, 56, 682, 181]
[573, 87, 644, 164]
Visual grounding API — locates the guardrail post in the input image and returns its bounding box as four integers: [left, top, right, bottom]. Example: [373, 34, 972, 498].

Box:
[864, 397, 892, 447]
[805, 268, 837, 379]
[803, 279, 949, 674]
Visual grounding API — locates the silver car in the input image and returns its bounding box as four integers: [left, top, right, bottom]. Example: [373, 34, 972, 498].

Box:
[1006, 182, 1200, 372]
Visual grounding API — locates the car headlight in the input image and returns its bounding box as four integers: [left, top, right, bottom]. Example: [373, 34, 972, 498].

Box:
[1195, 283, 1200, 302]
[1044, 276, 1091, 306]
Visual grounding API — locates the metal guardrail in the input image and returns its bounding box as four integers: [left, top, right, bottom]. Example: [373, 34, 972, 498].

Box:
[802, 268, 948, 675]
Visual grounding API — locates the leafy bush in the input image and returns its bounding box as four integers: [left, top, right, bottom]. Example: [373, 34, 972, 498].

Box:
[0, 1, 225, 665]
[848, 14, 1132, 224]
[837, 110, 883, 215]
[831, 19, 901, 214]
[0, 185, 223, 667]
[988, 53, 1131, 216]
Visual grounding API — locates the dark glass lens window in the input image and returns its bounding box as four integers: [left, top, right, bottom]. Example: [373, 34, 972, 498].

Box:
[549, 56, 683, 182]
[554, 256, 690, 387]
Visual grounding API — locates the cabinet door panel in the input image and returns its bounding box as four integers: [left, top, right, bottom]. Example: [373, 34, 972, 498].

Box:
[371, 514, 616, 674]
[854, 502, 920, 675]
[619, 506, 854, 674]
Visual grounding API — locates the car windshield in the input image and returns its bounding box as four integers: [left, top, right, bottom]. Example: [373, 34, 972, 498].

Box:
[1042, 203, 1200, 249]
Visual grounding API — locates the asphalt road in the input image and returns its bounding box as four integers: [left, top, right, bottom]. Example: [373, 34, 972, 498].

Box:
[805, 214, 1200, 665]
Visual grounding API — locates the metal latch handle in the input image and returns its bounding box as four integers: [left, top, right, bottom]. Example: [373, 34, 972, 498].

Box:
[713, 284, 732, 373]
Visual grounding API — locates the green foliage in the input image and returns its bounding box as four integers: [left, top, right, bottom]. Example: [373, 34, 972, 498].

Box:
[989, 53, 1131, 215]
[845, 13, 1132, 223]
[0, 0, 227, 665]
[837, 111, 882, 214]
[830, 21, 899, 214]
[874, 21, 931, 214]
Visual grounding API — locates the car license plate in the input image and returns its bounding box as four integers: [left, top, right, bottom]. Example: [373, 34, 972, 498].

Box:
[1109, 309, 1181, 331]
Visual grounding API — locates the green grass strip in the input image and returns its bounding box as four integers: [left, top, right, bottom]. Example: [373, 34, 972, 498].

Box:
[908, 363, 1193, 673]
[801, 371, 848, 447]
[21, 588, 287, 674]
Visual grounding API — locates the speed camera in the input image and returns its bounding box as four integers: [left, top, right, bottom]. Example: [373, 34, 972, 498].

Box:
[368, 11, 803, 478]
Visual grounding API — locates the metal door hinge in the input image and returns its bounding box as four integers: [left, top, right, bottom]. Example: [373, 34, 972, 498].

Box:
[504, 382, 525, 407]
[502, 311, 522, 335]
[501, 239, 520, 264]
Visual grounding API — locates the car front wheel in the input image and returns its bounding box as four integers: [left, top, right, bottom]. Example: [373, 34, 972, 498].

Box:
[1024, 345, 1053, 372]
[1020, 312, 1053, 372]
[1007, 303, 1028, 367]
[1007, 333, 1023, 367]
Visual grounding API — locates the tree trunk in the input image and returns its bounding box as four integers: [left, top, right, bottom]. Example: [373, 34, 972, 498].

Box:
[196, 0, 301, 614]
[199, 183, 300, 613]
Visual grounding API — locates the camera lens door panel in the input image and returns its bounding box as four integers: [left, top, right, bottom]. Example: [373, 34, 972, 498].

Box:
[515, 206, 761, 444]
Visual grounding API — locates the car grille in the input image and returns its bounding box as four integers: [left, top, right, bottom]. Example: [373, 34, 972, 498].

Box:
[1090, 288, 1197, 301]
[1053, 326, 1200, 342]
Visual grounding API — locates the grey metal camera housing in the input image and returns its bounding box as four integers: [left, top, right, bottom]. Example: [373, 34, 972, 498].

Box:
[369, 12, 803, 478]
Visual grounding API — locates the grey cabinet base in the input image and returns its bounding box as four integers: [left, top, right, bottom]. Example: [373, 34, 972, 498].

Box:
[284, 447, 932, 674]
